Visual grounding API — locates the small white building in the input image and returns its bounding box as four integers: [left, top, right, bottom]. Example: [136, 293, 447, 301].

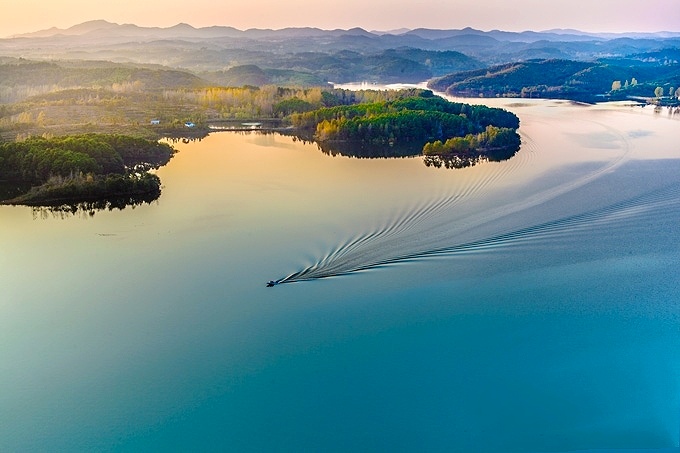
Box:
[150, 119, 161, 125]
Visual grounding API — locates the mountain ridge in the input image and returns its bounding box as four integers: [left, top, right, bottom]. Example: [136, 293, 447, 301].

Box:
[9, 21, 680, 41]
[3, 20, 678, 84]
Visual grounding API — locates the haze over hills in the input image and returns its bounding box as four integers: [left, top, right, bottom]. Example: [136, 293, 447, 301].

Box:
[6, 21, 680, 61]
[2, 20, 679, 82]
[1, 20, 678, 100]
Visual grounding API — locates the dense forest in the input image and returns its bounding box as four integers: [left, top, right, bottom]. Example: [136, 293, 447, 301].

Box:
[289, 92, 520, 163]
[0, 134, 174, 206]
[422, 125, 521, 168]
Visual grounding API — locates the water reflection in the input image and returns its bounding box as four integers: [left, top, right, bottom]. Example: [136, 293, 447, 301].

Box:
[424, 154, 490, 169]
[316, 140, 419, 159]
[29, 192, 160, 219]
[280, 129, 520, 167]
[423, 140, 520, 169]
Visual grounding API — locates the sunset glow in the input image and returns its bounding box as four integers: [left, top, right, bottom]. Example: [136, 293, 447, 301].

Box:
[2, 0, 679, 38]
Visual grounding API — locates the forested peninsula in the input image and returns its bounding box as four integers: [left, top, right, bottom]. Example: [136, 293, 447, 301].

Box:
[0, 134, 174, 208]
[290, 90, 520, 166]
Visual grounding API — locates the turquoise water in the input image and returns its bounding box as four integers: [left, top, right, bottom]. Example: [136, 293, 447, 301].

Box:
[1, 100, 679, 452]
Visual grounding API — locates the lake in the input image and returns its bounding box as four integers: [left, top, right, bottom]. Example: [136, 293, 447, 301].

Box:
[1, 98, 680, 452]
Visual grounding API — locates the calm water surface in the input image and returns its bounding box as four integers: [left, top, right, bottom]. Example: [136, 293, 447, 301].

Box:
[1, 99, 680, 452]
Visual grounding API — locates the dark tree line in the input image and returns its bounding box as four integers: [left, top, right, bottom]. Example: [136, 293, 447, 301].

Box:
[423, 125, 520, 157]
[0, 134, 174, 206]
[0, 134, 174, 182]
[289, 93, 519, 150]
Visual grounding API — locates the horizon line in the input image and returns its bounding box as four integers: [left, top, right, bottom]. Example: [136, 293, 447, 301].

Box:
[6, 19, 680, 39]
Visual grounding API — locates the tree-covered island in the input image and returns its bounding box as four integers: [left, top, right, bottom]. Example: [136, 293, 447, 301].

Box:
[289, 90, 520, 166]
[0, 134, 174, 208]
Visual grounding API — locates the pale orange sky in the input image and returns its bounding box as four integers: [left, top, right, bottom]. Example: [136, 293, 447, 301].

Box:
[1, 0, 679, 37]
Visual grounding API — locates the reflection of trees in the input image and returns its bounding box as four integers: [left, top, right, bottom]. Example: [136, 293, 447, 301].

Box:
[424, 155, 489, 169]
[423, 143, 520, 169]
[277, 129, 418, 158]
[286, 129, 520, 168]
[165, 135, 206, 144]
[315, 141, 420, 159]
[175, 129, 522, 169]
[31, 191, 160, 219]
[484, 143, 521, 162]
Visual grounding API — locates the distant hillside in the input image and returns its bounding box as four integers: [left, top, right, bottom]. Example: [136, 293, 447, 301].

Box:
[3, 21, 680, 76]
[203, 65, 270, 87]
[0, 59, 208, 103]
[2, 22, 680, 98]
[201, 65, 326, 87]
[382, 48, 482, 75]
[197, 49, 482, 85]
[429, 56, 680, 101]
[429, 60, 592, 95]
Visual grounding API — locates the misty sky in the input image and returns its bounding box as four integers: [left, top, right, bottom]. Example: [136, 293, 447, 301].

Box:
[2, 0, 679, 37]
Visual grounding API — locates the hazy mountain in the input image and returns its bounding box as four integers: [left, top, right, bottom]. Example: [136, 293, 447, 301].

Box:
[11, 22, 376, 41]
[2, 21, 678, 86]
[10, 20, 119, 38]
[13, 21, 680, 42]
[543, 29, 680, 40]
[404, 27, 603, 43]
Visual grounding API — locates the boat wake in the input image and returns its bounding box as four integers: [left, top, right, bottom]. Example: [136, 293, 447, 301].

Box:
[268, 181, 680, 286]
